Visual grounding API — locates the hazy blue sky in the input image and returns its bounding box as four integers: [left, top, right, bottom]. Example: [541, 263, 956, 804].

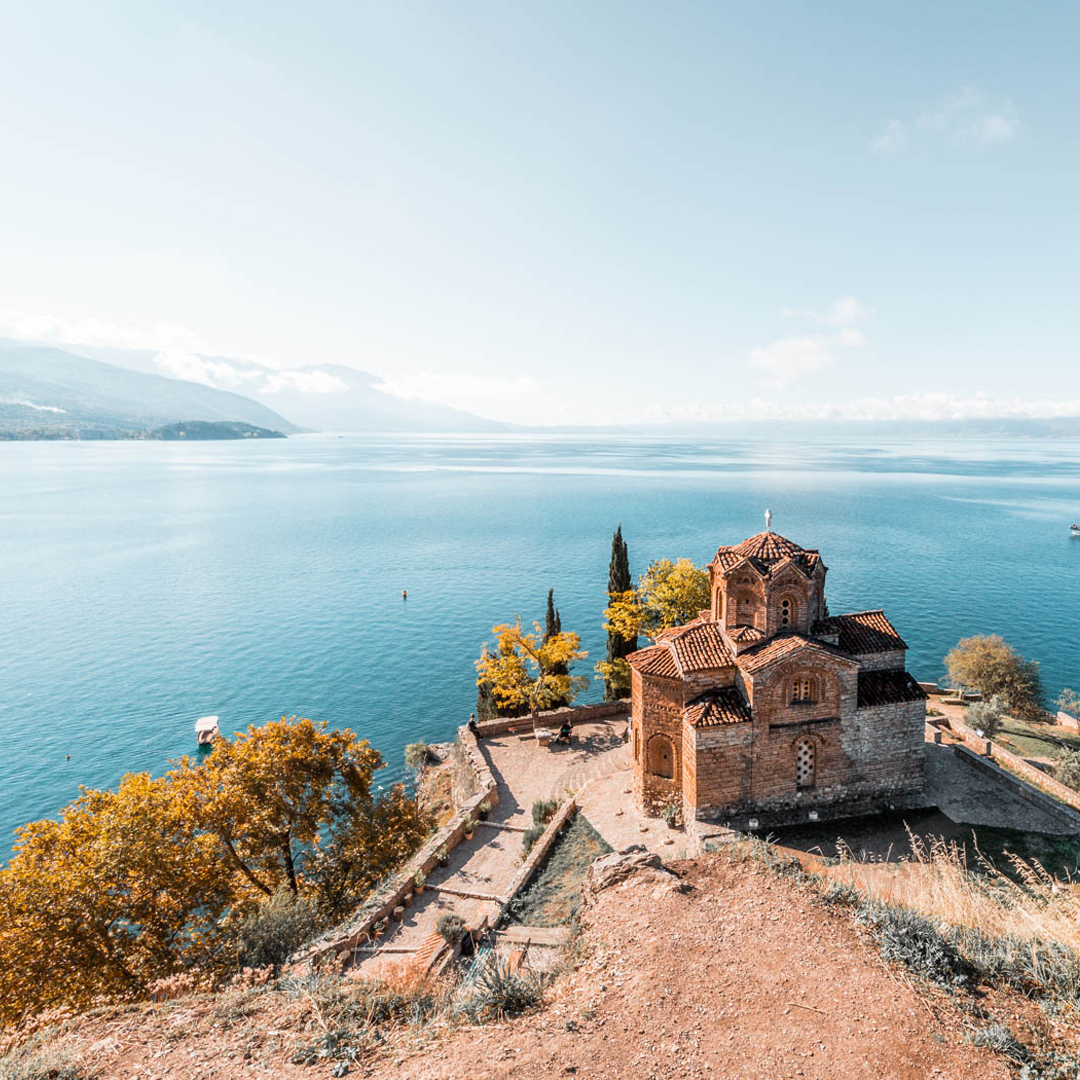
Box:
[1, 2, 1077, 424]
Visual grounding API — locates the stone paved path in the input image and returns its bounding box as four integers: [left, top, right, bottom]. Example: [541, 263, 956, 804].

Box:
[353, 718, 636, 978]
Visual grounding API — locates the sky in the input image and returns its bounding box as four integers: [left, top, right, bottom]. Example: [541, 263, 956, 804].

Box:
[1, 1, 1078, 425]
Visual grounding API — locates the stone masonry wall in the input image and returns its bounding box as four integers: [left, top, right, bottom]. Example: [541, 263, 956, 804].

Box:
[853, 649, 907, 672]
[632, 669, 683, 812]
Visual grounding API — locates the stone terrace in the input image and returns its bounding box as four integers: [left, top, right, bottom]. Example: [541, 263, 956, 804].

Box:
[353, 716, 679, 977]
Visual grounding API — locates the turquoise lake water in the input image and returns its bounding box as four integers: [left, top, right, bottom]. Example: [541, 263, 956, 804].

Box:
[3, 432, 1080, 853]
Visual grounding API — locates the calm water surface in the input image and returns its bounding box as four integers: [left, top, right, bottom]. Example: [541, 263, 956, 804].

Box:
[2, 433, 1080, 853]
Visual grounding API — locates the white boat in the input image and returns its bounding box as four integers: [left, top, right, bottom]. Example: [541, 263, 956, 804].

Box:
[195, 715, 220, 745]
[1071, 524, 1080, 537]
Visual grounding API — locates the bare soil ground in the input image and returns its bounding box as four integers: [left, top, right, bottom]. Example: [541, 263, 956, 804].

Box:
[10, 854, 1045, 1080]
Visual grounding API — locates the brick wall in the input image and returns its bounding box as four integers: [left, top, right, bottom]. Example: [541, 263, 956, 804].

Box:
[632, 669, 684, 812]
[854, 649, 907, 672]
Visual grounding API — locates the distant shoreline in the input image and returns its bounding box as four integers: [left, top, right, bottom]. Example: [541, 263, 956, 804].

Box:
[0, 420, 287, 441]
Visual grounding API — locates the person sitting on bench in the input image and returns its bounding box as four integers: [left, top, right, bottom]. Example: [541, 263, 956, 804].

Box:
[554, 719, 573, 745]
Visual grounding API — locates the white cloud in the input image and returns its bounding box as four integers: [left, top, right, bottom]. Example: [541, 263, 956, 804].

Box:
[872, 119, 908, 155]
[839, 328, 867, 348]
[261, 370, 348, 394]
[374, 371, 544, 409]
[873, 88, 1020, 153]
[749, 335, 835, 389]
[0, 397, 66, 413]
[826, 297, 868, 327]
[785, 296, 869, 327]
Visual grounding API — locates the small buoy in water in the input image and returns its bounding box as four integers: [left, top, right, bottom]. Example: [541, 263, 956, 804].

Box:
[402, 589, 407, 599]
[66, 754, 70, 760]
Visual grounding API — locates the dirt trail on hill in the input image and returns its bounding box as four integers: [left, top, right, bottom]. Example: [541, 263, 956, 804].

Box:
[5, 857, 1014, 1080]
[368, 857, 1009, 1080]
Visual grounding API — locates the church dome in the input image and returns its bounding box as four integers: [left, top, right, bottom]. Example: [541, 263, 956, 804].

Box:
[711, 531, 822, 577]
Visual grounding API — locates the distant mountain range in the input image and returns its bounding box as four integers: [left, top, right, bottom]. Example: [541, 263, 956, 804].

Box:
[0, 343, 301, 438]
[0, 342, 507, 437]
[55, 344, 507, 434]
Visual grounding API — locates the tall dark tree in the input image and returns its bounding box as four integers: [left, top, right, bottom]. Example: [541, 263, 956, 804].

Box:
[475, 647, 500, 721]
[604, 524, 636, 699]
[543, 588, 571, 707]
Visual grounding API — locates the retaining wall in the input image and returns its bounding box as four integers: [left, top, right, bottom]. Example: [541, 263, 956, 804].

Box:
[952, 745, 1080, 831]
[943, 715, 1080, 816]
[293, 726, 498, 968]
[476, 699, 630, 738]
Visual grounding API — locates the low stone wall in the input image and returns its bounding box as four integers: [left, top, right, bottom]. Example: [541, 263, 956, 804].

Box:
[476, 699, 630, 738]
[498, 794, 578, 913]
[293, 726, 498, 968]
[945, 715, 1080, 816]
[952, 745, 1080, 831]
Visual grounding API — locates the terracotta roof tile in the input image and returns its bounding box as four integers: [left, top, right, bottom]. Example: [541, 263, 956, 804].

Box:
[712, 532, 822, 579]
[626, 644, 679, 678]
[684, 688, 752, 727]
[728, 625, 765, 643]
[666, 621, 735, 673]
[813, 610, 907, 654]
[739, 632, 857, 674]
[857, 670, 927, 709]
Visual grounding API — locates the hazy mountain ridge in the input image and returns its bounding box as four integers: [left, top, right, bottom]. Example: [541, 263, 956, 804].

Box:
[56, 344, 508, 433]
[0, 343, 301, 437]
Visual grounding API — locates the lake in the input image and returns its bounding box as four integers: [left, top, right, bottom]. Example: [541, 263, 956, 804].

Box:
[2, 432, 1080, 853]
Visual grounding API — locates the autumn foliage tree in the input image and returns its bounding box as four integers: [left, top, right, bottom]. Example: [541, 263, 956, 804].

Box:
[475, 620, 588, 722]
[0, 716, 431, 1024]
[596, 558, 711, 695]
[944, 635, 1044, 720]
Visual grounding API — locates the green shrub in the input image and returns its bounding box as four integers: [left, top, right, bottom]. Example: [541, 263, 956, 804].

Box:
[968, 1022, 1029, 1062]
[522, 824, 545, 856]
[436, 913, 467, 943]
[234, 887, 322, 971]
[531, 798, 559, 828]
[461, 956, 543, 1022]
[857, 901, 973, 988]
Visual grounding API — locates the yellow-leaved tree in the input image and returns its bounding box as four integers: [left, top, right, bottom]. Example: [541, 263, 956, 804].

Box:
[0, 716, 432, 1024]
[595, 558, 711, 694]
[0, 771, 233, 1020]
[475, 621, 588, 724]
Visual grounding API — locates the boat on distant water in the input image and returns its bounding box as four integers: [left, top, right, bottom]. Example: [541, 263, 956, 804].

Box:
[1072, 524, 1080, 537]
[195, 715, 220, 745]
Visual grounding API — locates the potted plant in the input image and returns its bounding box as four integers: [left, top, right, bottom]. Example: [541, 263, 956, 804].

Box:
[436, 844, 449, 868]
[478, 799, 492, 821]
[662, 802, 681, 830]
[464, 816, 477, 841]
[373, 919, 387, 939]
[436, 913, 467, 945]
[414, 870, 426, 895]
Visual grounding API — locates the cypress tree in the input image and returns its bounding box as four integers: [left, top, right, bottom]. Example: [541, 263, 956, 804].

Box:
[543, 588, 570, 707]
[604, 524, 636, 699]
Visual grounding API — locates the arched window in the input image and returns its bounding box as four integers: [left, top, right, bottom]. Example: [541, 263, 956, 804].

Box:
[795, 738, 815, 789]
[780, 598, 792, 627]
[648, 734, 674, 779]
[791, 677, 815, 703]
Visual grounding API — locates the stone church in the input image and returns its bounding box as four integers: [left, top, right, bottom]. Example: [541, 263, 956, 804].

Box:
[627, 521, 927, 825]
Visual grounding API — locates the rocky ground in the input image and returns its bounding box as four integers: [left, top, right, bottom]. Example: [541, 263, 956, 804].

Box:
[8, 847, 1059, 1080]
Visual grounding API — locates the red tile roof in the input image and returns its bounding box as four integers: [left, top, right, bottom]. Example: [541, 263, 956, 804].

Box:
[857, 670, 927, 709]
[739, 632, 857, 674]
[626, 644, 679, 678]
[728, 625, 764, 643]
[684, 688, 752, 727]
[712, 532, 823, 579]
[666, 621, 735, 673]
[813, 610, 907, 654]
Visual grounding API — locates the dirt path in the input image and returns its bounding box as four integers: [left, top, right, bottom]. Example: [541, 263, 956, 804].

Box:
[366, 856, 1010, 1080]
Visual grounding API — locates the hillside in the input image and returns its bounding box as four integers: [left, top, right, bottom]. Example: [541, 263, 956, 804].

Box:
[0, 344, 301, 438]
[148, 421, 286, 440]
[1, 850, 1043, 1080]
[58, 345, 508, 433]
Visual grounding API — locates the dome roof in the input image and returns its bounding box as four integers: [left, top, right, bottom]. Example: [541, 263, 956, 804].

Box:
[711, 531, 823, 577]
